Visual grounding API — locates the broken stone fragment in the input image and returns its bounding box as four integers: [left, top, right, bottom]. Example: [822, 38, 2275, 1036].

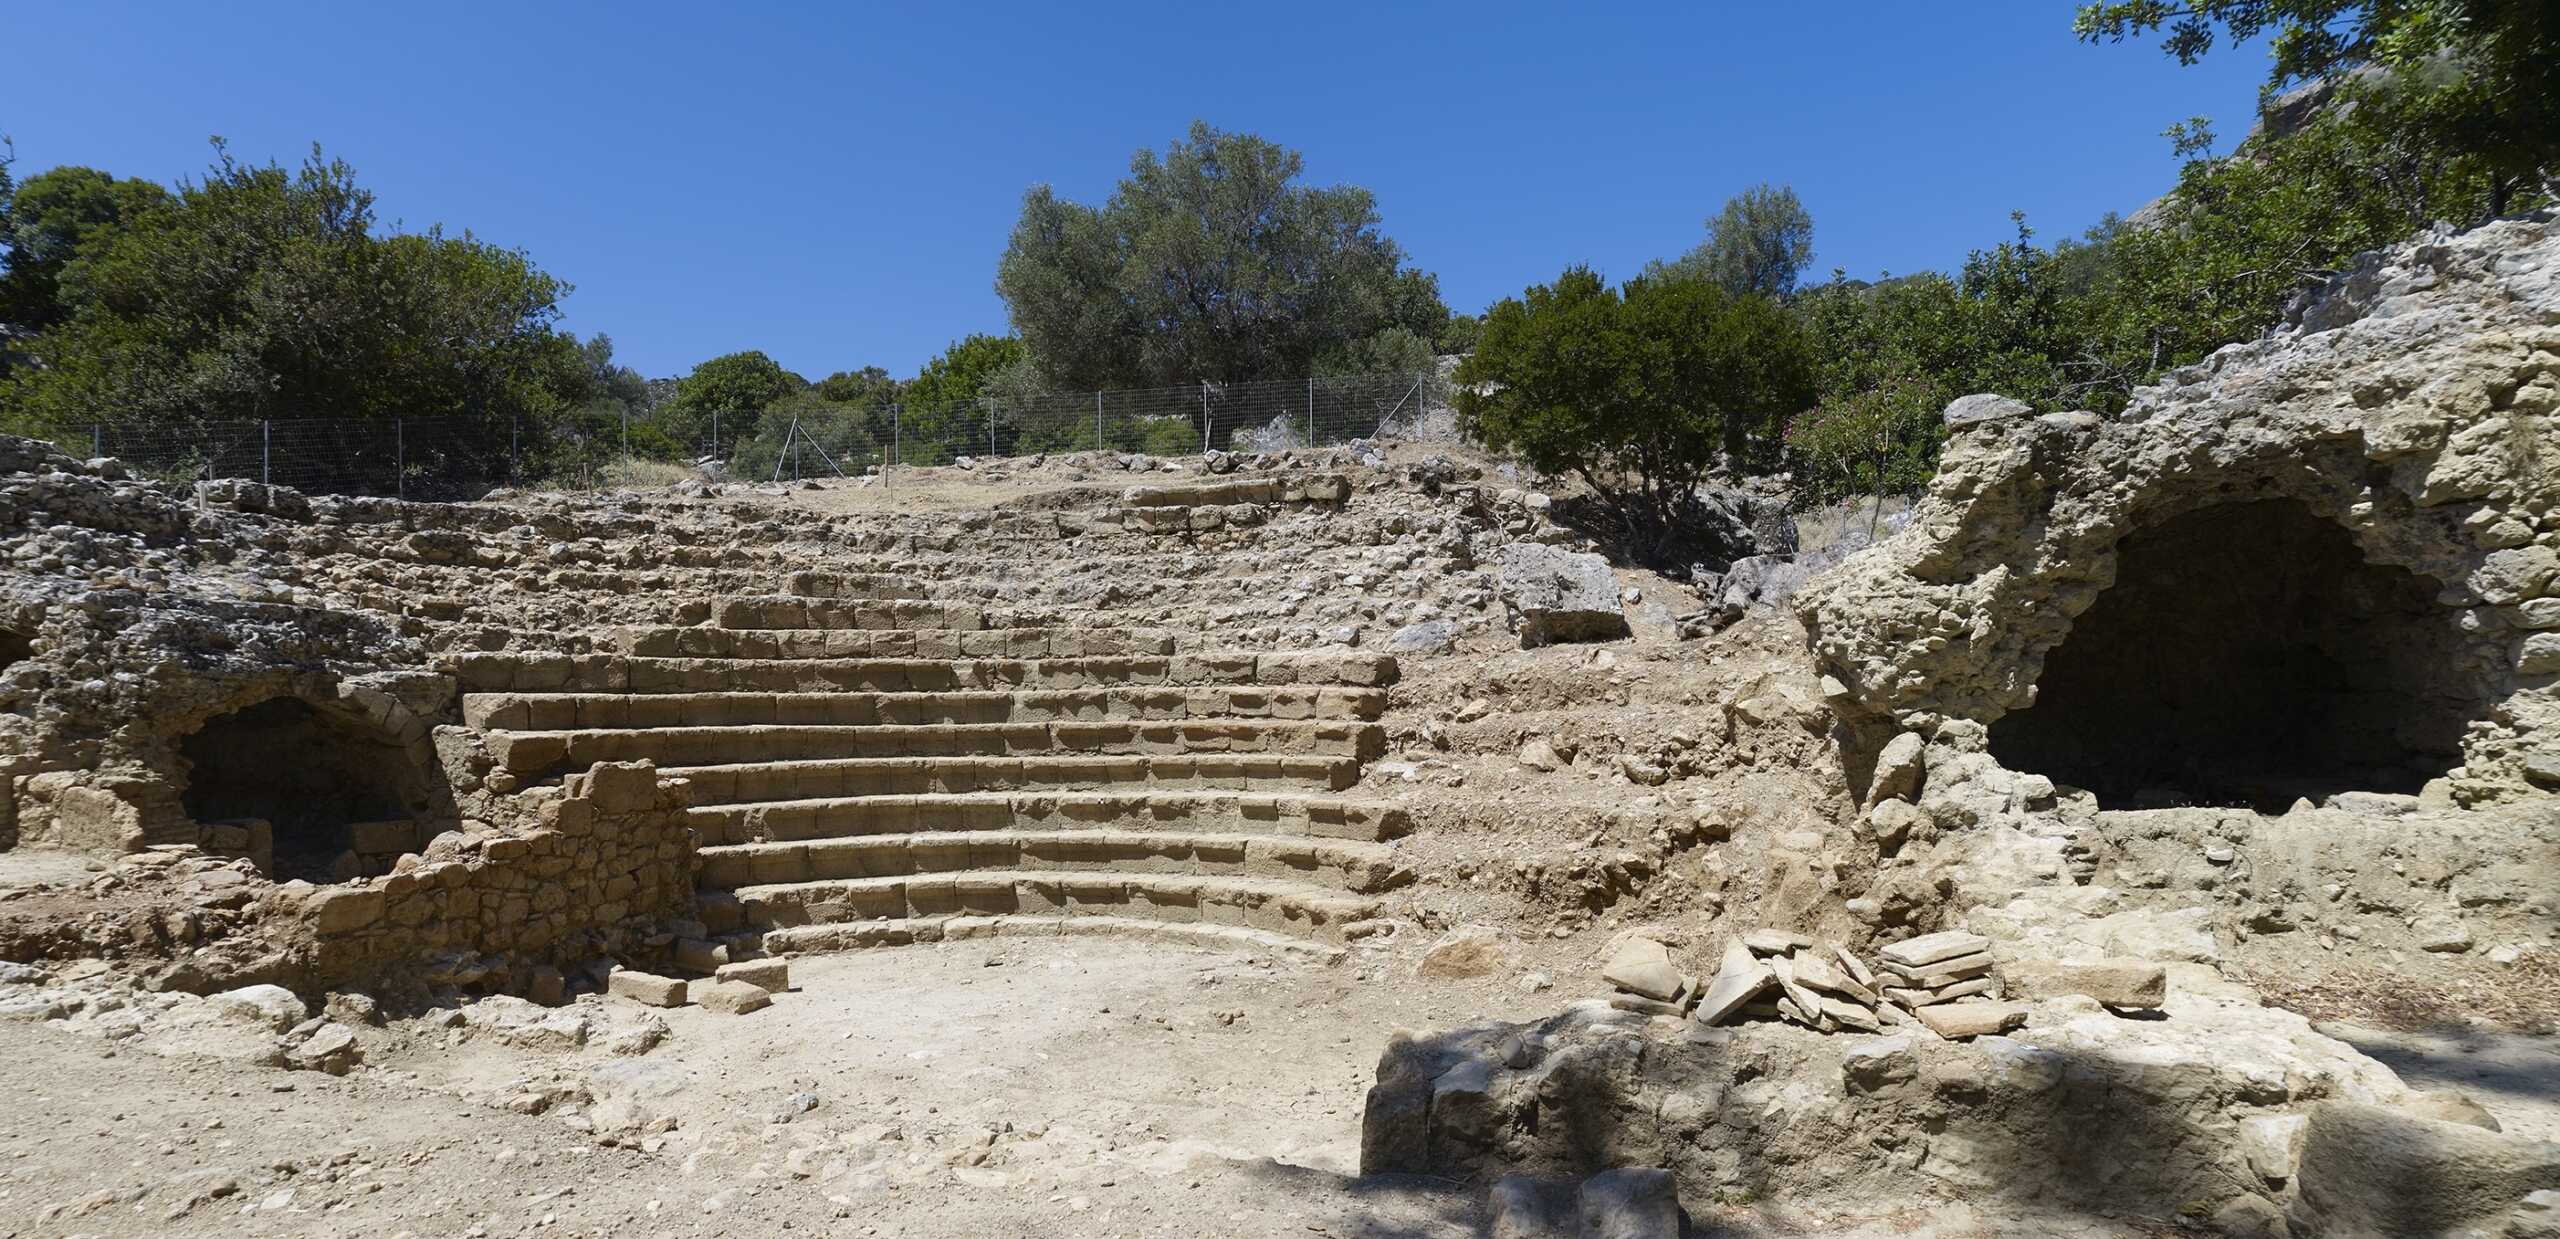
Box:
[1913, 1001, 2026, 1039]
[1769, 956, 1826, 1025]
[1833, 945, 1878, 989]
[1599, 937, 1685, 1001]
[210, 984, 308, 1033]
[1786, 953, 1875, 1004]
[693, 979, 772, 1015]
[1606, 993, 1688, 1019]
[606, 970, 686, 1008]
[1879, 930, 1991, 968]
[1692, 940, 1773, 1027]
[1818, 996, 1882, 1032]
[1878, 950, 1995, 987]
[1997, 959, 2167, 1009]
[284, 1022, 362, 1075]
[1870, 731, 1925, 802]
[1884, 976, 1996, 1008]
[1742, 928, 1815, 955]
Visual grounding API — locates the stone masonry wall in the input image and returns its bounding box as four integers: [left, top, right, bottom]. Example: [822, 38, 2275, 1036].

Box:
[274, 760, 696, 989]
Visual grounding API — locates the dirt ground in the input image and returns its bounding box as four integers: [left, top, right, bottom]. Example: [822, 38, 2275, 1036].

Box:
[10, 933, 2557, 1238]
[4, 938, 1528, 1238]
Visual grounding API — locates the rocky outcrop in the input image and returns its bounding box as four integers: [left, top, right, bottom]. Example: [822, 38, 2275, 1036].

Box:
[1798, 216, 2560, 807]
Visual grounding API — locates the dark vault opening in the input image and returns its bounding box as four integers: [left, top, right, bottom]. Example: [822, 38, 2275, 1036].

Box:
[179, 696, 429, 881]
[1989, 500, 2478, 812]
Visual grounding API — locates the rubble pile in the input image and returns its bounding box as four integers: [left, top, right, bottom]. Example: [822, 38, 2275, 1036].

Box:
[1603, 927, 2124, 1042]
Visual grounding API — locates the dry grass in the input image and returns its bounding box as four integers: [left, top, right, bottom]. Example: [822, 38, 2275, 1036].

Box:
[2240, 947, 2560, 1034]
[1794, 494, 1913, 557]
[524, 456, 701, 492]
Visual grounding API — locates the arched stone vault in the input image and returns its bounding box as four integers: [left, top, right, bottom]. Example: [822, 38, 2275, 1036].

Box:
[1798, 216, 2560, 808]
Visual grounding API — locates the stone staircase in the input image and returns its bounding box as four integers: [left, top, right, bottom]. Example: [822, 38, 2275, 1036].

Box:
[452, 565, 1411, 962]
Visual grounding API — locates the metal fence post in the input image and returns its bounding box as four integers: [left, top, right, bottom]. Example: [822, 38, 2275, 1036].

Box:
[1199, 382, 1209, 456]
[1306, 377, 1316, 448]
[711, 409, 720, 460]
[91, 424, 102, 459]
[891, 403, 901, 480]
[395, 417, 406, 501]
[620, 405, 629, 459]
[509, 411, 519, 481]
[261, 420, 271, 484]
[1093, 391, 1104, 450]
[986, 397, 997, 459]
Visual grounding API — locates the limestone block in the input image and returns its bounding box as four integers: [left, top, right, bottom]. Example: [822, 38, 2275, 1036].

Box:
[716, 958, 790, 993]
[1913, 1001, 2026, 1039]
[1599, 937, 1685, 1001]
[1871, 731, 1926, 802]
[607, 970, 686, 1008]
[1497, 543, 1627, 647]
[1998, 959, 2167, 1009]
[694, 980, 772, 1015]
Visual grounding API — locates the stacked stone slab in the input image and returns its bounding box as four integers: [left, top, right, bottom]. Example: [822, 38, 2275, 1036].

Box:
[454, 563, 1412, 962]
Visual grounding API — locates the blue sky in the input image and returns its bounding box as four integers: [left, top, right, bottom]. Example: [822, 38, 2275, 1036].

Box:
[5, 2, 2267, 381]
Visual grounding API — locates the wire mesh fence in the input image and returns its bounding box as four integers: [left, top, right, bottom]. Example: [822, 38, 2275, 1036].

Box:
[26, 367, 1458, 499]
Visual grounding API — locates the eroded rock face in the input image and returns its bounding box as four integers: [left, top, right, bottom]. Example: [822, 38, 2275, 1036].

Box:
[1361, 972, 2560, 1233]
[1797, 215, 2560, 809]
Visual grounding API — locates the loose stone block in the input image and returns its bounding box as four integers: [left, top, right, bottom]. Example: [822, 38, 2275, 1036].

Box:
[1913, 1000, 2026, 1039]
[1693, 940, 1773, 1027]
[716, 958, 791, 993]
[1998, 959, 2167, 1009]
[607, 970, 687, 1008]
[694, 979, 773, 1015]
[1879, 930, 1991, 968]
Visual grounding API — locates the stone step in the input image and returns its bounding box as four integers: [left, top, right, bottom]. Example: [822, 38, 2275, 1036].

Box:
[661, 753, 1360, 804]
[780, 571, 936, 600]
[462, 686, 1389, 731]
[447, 651, 1397, 695]
[686, 791, 1408, 846]
[610, 626, 1179, 660]
[728, 871, 1383, 943]
[699, 829, 1407, 892]
[484, 720, 1385, 776]
[702, 597, 1014, 631]
[762, 914, 1344, 964]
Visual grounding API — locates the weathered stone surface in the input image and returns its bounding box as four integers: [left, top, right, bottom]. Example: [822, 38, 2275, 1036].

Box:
[693, 979, 772, 1015]
[2288, 1101, 2560, 1238]
[1879, 931, 1989, 968]
[1486, 1175, 1573, 1239]
[1912, 1001, 2025, 1039]
[210, 985, 307, 1032]
[1385, 619, 1458, 654]
[1599, 937, 1684, 1001]
[1576, 1167, 1679, 1239]
[1870, 731, 1926, 803]
[1497, 543, 1627, 648]
[1997, 959, 2167, 1009]
[1418, 924, 1512, 979]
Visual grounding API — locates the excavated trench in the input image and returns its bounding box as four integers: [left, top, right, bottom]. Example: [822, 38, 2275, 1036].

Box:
[179, 696, 431, 881]
[1990, 500, 2483, 812]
